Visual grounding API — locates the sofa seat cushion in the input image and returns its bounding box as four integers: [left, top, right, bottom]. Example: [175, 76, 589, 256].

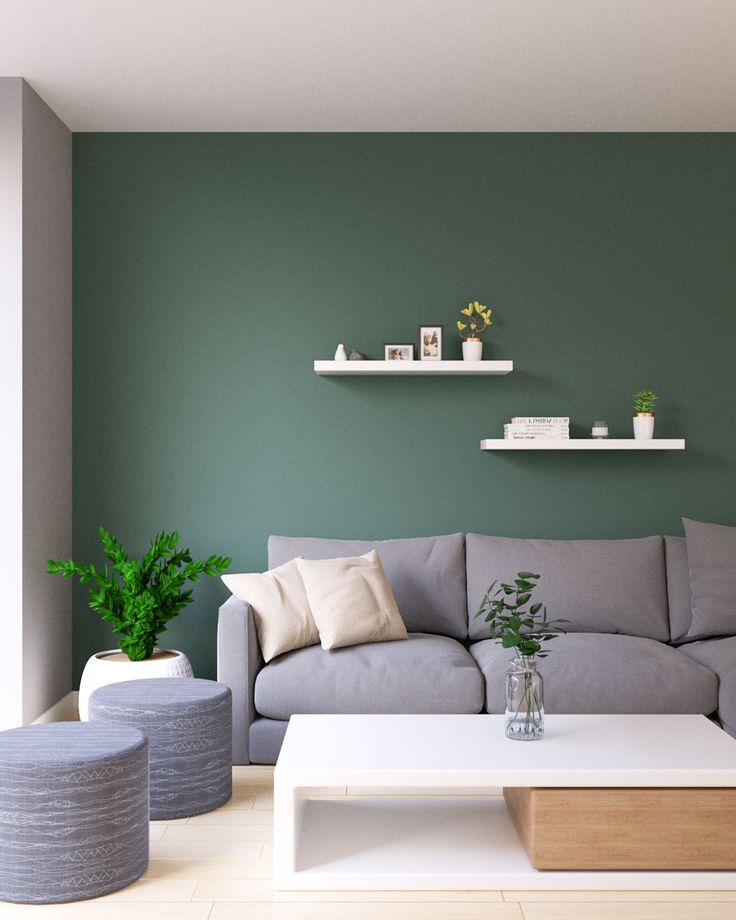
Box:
[466, 534, 670, 642]
[268, 533, 467, 639]
[679, 637, 736, 734]
[254, 633, 484, 720]
[469, 633, 718, 715]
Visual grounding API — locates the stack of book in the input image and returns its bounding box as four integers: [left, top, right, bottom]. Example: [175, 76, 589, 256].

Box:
[504, 416, 569, 440]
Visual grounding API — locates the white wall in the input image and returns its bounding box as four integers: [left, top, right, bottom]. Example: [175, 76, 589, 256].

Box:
[0, 77, 72, 729]
[21, 80, 72, 724]
[0, 79, 25, 729]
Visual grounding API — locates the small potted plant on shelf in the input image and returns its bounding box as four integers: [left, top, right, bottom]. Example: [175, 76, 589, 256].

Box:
[456, 300, 493, 361]
[47, 527, 231, 719]
[475, 572, 566, 741]
[632, 389, 658, 440]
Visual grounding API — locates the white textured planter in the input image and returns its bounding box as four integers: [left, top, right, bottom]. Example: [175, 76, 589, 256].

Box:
[462, 340, 483, 361]
[78, 648, 194, 721]
[633, 414, 655, 440]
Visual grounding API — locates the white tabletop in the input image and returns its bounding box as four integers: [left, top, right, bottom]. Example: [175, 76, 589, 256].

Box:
[276, 714, 736, 787]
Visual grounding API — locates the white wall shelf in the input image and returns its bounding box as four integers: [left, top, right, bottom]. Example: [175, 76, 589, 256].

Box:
[480, 438, 686, 451]
[315, 360, 513, 376]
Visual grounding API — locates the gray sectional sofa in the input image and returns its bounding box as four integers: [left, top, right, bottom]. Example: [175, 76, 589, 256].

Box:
[217, 532, 732, 764]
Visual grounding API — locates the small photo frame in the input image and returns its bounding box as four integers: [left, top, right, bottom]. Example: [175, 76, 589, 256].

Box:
[418, 324, 444, 361]
[384, 343, 415, 361]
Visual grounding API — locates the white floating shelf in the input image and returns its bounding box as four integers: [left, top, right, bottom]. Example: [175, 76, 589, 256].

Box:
[315, 360, 513, 376]
[481, 438, 686, 451]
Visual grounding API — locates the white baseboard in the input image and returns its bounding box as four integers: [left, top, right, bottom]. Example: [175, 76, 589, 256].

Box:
[31, 691, 79, 724]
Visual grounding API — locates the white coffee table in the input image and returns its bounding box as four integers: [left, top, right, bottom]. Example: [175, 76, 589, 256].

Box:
[273, 713, 736, 890]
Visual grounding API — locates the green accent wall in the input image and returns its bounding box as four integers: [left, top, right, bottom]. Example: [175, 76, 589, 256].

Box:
[73, 133, 735, 683]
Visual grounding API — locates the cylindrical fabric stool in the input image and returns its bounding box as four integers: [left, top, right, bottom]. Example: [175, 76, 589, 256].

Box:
[0, 722, 148, 904]
[89, 678, 232, 819]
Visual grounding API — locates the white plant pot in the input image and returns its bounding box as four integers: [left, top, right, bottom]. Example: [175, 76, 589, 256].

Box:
[462, 340, 483, 361]
[78, 648, 194, 720]
[633, 414, 655, 440]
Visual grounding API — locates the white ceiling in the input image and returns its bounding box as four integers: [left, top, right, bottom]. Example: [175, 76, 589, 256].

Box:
[2, 0, 735, 132]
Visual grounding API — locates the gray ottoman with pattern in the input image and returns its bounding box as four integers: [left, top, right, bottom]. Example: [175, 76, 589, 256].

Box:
[89, 678, 232, 819]
[0, 722, 148, 904]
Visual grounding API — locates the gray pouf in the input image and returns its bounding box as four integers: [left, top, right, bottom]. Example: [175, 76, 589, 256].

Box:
[0, 722, 148, 904]
[89, 678, 232, 819]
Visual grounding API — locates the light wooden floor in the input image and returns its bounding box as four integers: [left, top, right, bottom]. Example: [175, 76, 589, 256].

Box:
[4, 766, 736, 919]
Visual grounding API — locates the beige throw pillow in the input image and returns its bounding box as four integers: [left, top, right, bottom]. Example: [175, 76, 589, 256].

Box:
[222, 559, 319, 662]
[295, 550, 408, 650]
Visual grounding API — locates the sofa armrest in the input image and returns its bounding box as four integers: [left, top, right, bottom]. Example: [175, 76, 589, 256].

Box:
[217, 595, 263, 764]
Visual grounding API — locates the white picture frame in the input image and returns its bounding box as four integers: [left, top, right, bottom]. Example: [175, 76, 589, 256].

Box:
[418, 324, 443, 361]
[383, 343, 415, 361]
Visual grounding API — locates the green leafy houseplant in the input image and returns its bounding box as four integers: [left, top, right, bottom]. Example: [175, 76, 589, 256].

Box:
[475, 571, 566, 658]
[633, 390, 658, 414]
[47, 528, 231, 661]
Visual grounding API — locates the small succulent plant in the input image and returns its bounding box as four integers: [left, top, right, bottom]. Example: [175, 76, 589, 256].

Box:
[633, 390, 658, 414]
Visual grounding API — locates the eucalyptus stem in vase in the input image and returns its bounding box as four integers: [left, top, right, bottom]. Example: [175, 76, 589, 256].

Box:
[475, 572, 566, 740]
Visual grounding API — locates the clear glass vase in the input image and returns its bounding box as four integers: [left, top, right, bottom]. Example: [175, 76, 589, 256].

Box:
[505, 656, 544, 740]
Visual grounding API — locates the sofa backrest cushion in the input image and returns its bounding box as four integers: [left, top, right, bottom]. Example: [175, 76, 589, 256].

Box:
[664, 535, 693, 643]
[268, 533, 467, 639]
[466, 533, 669, 642]
[682, 517, 736, 640]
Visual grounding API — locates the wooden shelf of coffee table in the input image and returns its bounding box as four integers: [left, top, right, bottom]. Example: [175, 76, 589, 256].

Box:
[504, 786, 736, 870]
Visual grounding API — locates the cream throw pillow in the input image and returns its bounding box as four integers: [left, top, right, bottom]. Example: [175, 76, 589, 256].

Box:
[222, 559, 319, 662]
[295, 550, 408, 650]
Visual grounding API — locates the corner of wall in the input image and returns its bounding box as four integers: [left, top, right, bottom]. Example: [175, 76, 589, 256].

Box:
[20, 80, 73, 724]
